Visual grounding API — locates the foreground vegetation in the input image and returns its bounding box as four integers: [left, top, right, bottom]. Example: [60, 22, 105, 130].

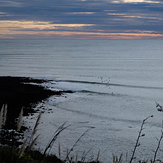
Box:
[0, 146, 99, 163]
[0, 146, 63, 163]
[0, 104, 100, 163]
[1, 103, 163, 163]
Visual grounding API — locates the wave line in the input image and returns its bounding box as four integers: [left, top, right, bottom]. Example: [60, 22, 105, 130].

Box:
[53, 79, 163, 90]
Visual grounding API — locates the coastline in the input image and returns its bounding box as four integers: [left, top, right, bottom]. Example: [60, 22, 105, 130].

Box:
[0, 76, 73, 129]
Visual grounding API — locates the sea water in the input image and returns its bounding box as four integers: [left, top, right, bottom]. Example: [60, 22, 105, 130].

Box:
[1, 39, 163, 162]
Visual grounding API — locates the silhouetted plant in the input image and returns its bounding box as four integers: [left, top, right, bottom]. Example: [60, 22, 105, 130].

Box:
[112, 154, 123, 163]
[0, 104, 7, 128]
[65, 129, 89, 163]
[129, 115, 153, 163]
[38, 122, 70, 163]
[152, 102, 163, 162]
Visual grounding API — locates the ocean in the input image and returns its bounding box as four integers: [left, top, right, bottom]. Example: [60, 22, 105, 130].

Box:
[1, 39, 163, 162]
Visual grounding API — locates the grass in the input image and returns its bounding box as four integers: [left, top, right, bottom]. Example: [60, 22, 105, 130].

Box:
[0, 104, 100, 163]
[0, 146, 62, 163]
[1, 103, 163, 163]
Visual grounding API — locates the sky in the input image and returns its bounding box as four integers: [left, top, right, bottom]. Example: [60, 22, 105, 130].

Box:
[0, 0, 163, 39]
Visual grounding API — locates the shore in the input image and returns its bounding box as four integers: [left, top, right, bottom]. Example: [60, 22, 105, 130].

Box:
[0, 76, 73, 129]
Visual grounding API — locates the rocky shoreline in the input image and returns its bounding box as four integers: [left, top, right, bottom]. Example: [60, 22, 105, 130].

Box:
[0, 76, 73, 129]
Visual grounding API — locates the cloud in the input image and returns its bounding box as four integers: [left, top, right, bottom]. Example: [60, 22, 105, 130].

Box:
[107, 12, 163, 21]
[1, 29, 163, 39]
[0, 20, 95, 31]
[0, 11, 11, 16]
[68, 12, 96, 15]
[0, 1, 22, 7]
[0, 0, 163, 39]
[112, 0, 161, 3]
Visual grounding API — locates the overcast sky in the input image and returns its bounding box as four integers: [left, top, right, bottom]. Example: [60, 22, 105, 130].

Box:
[0, 0, 163, 39]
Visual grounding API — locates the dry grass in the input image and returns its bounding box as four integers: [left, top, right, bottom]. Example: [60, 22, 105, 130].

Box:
[17, 107, 23, 131]
[0, 104, 7, 129]
[2, 103, 163, 163]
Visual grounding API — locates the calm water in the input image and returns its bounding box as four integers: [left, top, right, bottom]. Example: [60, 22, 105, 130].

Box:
[1, 39, 163, 162]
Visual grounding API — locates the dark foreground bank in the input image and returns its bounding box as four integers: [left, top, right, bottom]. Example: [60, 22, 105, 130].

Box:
[0, 76, 73, 129]
[0, 77, 100, 163]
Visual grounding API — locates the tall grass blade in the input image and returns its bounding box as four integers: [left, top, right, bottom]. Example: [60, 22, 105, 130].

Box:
[0, 104, 8, 129]
[38, 122, 70, 163]
[75, 153, 78, 163]
[3, 104, 7, 126]
[0, 104, 4, 129]
[112, 154, 123, 163]
[96, 149, 100, 162]
[27, 112, 42, 150]
[32, 112, 41, 136]
[58, 142, 61, 158]
[81, 146, 94, 162]
[18, 138, 28, 158]
[28, 134, 40, 151]
[17, 107, 23, 131]
[66, 129, 89, 161]
[153, 130, 163, 162]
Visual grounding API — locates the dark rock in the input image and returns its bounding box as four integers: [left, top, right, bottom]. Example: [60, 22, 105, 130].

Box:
[0, 76, 73, 130]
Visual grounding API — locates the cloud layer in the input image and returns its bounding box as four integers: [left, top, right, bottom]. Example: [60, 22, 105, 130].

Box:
[0, 0, 163, 39]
